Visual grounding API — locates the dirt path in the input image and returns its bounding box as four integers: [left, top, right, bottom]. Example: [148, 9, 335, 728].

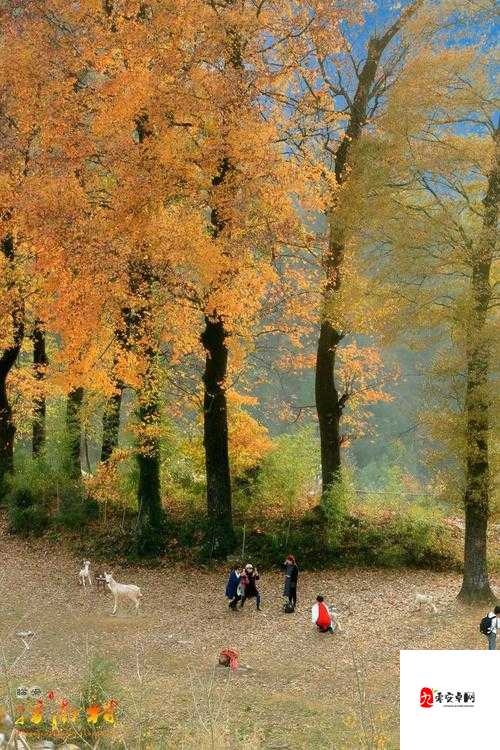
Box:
[0, 528, 497, 749]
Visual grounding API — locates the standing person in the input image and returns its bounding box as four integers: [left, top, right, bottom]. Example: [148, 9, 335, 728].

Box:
[311, 595, 334, 633]
[225, 564, 241, 611]
[283, 555, 299, 610]
[240, 564, 261, 611]
[480, 605, 500, 650]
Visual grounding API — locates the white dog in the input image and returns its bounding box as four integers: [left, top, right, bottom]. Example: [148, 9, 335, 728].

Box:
[415, 593, 437, 613]
[104, 572, 142, 615]
[78, 560, 92, 587]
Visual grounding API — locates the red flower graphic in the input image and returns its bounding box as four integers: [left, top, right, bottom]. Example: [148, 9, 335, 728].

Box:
[86, 704, 102, 724]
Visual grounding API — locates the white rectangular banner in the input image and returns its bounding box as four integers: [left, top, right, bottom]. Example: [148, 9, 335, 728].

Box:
[400, 649, 499, 749]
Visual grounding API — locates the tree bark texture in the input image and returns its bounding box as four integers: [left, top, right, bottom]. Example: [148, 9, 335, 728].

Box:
[0, 234, 25, 497]
[32, 322, 48, 457]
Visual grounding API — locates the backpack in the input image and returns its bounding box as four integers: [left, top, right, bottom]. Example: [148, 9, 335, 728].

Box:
[479, 615, 493, 635]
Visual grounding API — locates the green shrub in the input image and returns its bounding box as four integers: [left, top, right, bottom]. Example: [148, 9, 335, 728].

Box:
[80, 655, 114, 708]
[136, 512, 167, 558]
[226, 508, 334, 569]
[321, 472, 353, 553]
[235, 427, 320, 518]
[7, 483, 50, 535]
[7, 453, 98, 534]
[339, 503, 460, 570]
[54, 481, 98, 530]
[6, 457, 53, 535]
[224, 493, 459, 571]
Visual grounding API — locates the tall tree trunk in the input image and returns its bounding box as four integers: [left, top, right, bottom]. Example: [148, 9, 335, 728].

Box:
[194, 18, 246, 557]
[32, 322, 48, 457]
[0, 234, 25, 498]
[100, 310, 131, 462]
[0, 371, 15, 489]
[201, 314, 234, 557]
[314, 4, 422, 499]
[315, 318, 342, 495]
[124, 261, 165, 556]
[100, 386, 123, 462]
[316, 207, 346, 500]
[136, 360, 164, 556]
[128, 97, 165, 554]
[66, 387, 84, 479]
[201, 161, 236, 555]
[200, 155, 234, 557]
[460, 502, 492, 602]
[458, 128, 498, 603]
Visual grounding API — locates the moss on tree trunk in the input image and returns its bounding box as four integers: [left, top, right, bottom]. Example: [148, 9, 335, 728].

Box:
[458, 128, 498, 603]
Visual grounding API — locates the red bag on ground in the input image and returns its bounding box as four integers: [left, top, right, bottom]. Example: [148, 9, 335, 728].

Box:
[219, 649, 239, 671]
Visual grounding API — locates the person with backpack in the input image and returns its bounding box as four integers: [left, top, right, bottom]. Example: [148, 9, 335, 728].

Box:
[479, 606, 500, 650]
[311, 595, 335, 633]
[240, 564, 261, 610]
[282, 555, 299, 611]
[225, 564, 241, 611]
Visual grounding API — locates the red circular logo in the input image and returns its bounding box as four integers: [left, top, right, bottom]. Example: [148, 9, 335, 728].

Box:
[420, 687, 434, 708]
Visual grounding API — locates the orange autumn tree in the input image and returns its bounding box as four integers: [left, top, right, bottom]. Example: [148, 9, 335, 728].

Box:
[11, 0, 235, 551]
[0, 0, 91, 492]
[165, 0, 356, 554]
[334, 343, 396, 446]
[2, 0, 364, 554]
[46, 0, 218, 551]
[85, 0, 349, 554]
[31, 0, 293, 553]
[177, 0, 361, 552]
[1, 1, 167, 514]
[159, 0, 294, 554]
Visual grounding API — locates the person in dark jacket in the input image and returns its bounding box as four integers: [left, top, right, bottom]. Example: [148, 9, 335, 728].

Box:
[283, 555, 298, 609]
[240, 564, 261, 610]
[225, 565, 241, 611]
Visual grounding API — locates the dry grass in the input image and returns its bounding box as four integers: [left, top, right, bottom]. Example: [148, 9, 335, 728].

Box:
[0, 520, 498, 750]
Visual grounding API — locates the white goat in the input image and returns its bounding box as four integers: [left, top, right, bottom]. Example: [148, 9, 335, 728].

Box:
[415, 593, 437, 613]
[104, 572, 142, 615]
[78, 560, 92, 587]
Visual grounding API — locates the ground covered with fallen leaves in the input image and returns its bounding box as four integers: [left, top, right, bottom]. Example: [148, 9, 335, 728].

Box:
[0, 521, 498, 750]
